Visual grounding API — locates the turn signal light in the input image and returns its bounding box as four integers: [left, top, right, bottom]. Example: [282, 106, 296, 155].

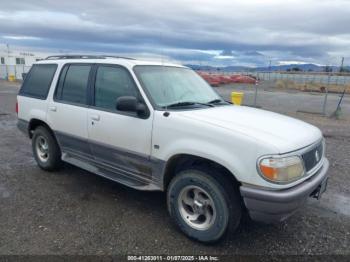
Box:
[258, 156, 305, 183]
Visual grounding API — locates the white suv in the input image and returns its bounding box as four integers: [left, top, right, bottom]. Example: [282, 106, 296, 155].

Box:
[17, 55, 329, 243]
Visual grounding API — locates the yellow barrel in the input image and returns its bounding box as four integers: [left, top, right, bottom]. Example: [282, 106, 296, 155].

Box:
[8, 74, 16, 82]
[231, 92, 244, 105]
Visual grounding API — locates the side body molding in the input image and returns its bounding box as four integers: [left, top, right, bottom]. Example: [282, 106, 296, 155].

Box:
[55, 131, 166, 191]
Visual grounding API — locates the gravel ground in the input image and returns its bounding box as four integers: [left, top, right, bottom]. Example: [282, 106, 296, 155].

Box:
[0, 81, 349, 255]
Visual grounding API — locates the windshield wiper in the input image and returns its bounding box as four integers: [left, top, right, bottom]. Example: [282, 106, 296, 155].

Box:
[207, 99, 228, 104]
[164, 101, 214, 108]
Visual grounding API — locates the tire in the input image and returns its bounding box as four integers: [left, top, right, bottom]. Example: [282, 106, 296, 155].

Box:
[32, 126, 62, 171]
[167, 167, 242, 243]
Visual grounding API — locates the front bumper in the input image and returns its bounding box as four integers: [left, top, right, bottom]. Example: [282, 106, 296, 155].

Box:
[240, 158, 329, 223]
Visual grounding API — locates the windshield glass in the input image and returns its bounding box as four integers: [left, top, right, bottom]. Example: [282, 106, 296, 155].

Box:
[133, 66, 221, 108]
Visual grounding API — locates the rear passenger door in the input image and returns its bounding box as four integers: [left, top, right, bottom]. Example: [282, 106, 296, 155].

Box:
[46, 63, 93, 159]
[87, 64, 154, 183]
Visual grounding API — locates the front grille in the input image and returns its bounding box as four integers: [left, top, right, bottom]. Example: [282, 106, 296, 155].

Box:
[302, 141, 323, 172]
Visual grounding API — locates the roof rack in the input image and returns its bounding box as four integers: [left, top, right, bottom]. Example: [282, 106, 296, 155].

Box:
[45, 55, 135, 60]
[45, 55, 104, 60]
[103, 55, 135, 60]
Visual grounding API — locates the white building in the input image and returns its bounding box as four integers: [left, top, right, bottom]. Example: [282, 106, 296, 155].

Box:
[0, 47, 48, 80]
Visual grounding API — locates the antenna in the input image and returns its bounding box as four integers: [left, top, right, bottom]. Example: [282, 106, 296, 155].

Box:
[158, 25, 168, 110]
[160, 28, 165, 65]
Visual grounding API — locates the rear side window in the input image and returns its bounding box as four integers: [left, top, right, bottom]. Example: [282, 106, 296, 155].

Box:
[94, 65, 138, 110]
[55, 64, 92, 105]
[19, 64, 57, 99]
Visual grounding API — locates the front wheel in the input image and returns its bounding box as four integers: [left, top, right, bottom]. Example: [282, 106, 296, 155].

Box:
[167, 168, 242, 243]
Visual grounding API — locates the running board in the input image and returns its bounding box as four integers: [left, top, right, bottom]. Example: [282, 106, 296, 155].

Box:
[62, 152, 160, 191]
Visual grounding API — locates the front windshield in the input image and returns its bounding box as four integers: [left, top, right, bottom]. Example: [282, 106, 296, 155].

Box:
[133, 65, 221, 108]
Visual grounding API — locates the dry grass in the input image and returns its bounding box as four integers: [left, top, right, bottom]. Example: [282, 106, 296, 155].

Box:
[275, 79, 350, 94]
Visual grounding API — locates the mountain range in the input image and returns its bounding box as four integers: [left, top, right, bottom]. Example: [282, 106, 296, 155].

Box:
[186, 63, 349, 72]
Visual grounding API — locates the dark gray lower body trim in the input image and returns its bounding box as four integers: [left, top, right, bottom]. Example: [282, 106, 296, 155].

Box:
[55, 131, 92, 159]
[17, 119, 29, 136]
[240, 158, 329, 223]
[55, 131, 166, 191]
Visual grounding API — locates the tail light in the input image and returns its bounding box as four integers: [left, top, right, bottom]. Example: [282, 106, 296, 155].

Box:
[16, 100, 18, 114]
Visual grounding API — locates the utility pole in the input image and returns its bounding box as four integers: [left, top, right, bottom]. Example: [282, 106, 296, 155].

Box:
[6, 43, 10, 57]
[6, 43, 10, 80]
[322, 74, 331, 115]
[339, 57, 344, 73]
[268, 59, 272, 80]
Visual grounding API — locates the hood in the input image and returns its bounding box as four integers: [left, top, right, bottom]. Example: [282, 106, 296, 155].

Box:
[178, 105, 322, 153]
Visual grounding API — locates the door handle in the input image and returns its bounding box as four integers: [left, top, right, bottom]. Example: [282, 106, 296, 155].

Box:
[91, 114, 100, 121]
[49, 106, 57, 112]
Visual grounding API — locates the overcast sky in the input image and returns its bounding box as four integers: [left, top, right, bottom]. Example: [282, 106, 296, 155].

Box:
[0, 0, 349, 67]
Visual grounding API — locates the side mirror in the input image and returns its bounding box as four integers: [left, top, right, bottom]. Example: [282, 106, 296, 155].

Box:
[116, 96, 147, 117]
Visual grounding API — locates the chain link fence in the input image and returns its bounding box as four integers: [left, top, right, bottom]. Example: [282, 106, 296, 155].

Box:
[1, 64, 348, 117]
[251, 71, 350, 85]
[208, 70, 349, 117]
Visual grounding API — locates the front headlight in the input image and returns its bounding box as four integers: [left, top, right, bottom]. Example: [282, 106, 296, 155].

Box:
[258, 156, 305, 183]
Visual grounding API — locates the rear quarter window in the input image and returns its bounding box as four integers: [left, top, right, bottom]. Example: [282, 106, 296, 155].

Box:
[19, 64, 57, 99]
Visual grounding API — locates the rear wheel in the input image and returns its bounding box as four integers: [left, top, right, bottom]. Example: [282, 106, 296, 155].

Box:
[32, 126, 62, 171]
[167, 167, 242, 243]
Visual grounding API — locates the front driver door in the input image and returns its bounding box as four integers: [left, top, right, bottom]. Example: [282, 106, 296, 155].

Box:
[87, 64, 154, 186]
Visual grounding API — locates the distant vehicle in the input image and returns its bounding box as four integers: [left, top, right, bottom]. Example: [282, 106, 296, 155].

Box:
[17, 55, 329, 243]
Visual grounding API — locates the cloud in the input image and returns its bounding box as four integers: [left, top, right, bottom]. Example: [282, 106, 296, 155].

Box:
[0, 0, 349, 66]
[3, 35, 41, 40]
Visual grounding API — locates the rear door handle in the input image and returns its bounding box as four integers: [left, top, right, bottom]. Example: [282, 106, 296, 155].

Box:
[49, 106, 57, 112]
[91, 114, 100, 121]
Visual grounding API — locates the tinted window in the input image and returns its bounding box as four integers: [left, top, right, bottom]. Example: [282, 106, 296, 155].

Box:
[20, 64, 57, 99]
[94, 66, 137, 110]
[60, 65, 91, 105]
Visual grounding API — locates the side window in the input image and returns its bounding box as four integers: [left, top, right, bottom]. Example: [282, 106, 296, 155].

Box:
[57, 64, 92, 105]
[94, 66, 138, 110]
[19, 64, 57, 99]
